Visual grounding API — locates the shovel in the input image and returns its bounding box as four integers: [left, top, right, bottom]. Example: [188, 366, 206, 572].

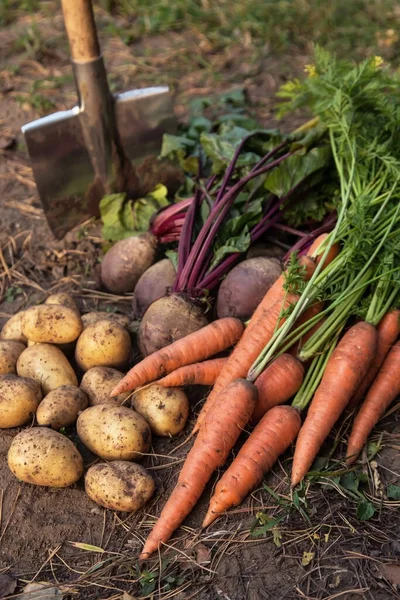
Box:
[21, 0, 177, 239]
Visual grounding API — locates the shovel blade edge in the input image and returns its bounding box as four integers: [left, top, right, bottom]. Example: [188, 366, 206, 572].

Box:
[22, 87, 177, 239]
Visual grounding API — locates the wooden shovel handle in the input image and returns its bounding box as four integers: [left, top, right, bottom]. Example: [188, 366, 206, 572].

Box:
[61, 0, 100, 62]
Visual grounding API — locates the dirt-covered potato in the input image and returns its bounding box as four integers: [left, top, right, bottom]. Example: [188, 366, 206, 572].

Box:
[80, 366, 130, 406]
[132, 384, 189, 436]
[0, 340, 26, 375]
[85, 461, 155, 512]
[75, 320, 131, 372]
[8, 428, 83, 487]
[36, 385, 88, 429]
[0, 311, 27, 343]
[45, 292, 80, 315]
[101, 233, 157, 294]
[17, 343, 78, 394]
[0, 374, 42, 428]
[81, 312, 130, 329]
[77, 404, 151, 461]
[21, 305, 83, 344]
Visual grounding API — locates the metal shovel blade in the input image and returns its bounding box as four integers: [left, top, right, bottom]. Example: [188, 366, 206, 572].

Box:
[22, 85, 176, 239]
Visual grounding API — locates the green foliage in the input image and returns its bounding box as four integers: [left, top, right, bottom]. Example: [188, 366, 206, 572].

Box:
[100, 184, 169, 241]
[387, 484, 400, 500]
[97, 0, 400, 67]
[264, 146, 331, 199]
[165, 249, 178, 269]
[5, 286, 23, 302]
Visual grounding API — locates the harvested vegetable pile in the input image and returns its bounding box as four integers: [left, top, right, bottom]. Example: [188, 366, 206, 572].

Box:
[110, 48, 400, 558]
[1, 48, 400, 573]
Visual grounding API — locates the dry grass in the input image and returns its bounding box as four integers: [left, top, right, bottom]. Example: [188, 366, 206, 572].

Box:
[1, 2, 400, 598]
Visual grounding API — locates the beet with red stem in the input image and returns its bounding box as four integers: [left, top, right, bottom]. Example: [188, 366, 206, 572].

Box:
[175, 134, 291, 290]
[179, 150, 293, 291]
[149, 197, 193, 241]
[196, 205, 283, 292]
[137, 127, 332, 356]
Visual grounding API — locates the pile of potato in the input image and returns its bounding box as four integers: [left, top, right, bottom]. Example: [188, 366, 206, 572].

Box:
[0, 293, 190, 513]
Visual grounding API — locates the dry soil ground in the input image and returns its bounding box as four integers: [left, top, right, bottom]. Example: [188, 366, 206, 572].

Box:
[0, 3, 400, 599]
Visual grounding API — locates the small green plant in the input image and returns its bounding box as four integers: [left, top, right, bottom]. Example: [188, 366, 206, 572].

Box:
[5, 286, 23, 303]
[11, 24, 47, 59]
[136, 567, 157, 596]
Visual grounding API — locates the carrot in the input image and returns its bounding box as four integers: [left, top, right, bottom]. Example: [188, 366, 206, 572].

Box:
[291, 321, 377, 486]
[190, 256, 318, 433]
[255, 255, 316, 319]
[346, 341, 400, 465]
[347, 309, 400, 411]
[288, 301, 325, 357]
[289, 317, 326, 359]
[110, 318, 243, 396]
[157, 358, 227, 387]
[307, 233, 340, 269]
[251, 354, 304, 425]
[140, 378, 257, 558]
[192, 293, 299, 434]
[202, 405, 301, 527]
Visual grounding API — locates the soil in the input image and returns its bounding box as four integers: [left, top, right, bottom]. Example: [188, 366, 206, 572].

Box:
[1, 9, 400, 600]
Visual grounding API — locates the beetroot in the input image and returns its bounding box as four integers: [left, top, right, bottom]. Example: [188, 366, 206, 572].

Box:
[132, 259, 176, 319]
[138, 295, 208, 357]
[217, 257, 282, 320]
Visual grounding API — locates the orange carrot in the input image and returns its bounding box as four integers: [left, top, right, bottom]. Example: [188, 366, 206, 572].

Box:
[255, 255, 316, 319]
[203, 405, 301, 527]
[140, 378, 257, 558]
[288, 301, 325, 357]
[347, 309, 400, 411]
[307, 233, 340, 269]
[291, 321, 377, 486]
[111, 318, 243, 396]
[193, 293, 300, 434]
[157, 358, 227, 387]
[251, 354, 304, 425]
[194, 242, 337, 433]
[289, 318, 326, 359]
[346, 341, 400, 465]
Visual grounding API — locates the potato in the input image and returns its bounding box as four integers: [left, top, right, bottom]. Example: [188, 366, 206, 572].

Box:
[45, 292, 80, 315]
[0, 340, 26, 375]
[22, 305, 83, 344]
[0, 374, 42, 428]
[8, 427, 83, 487]
[80, 366, 130, 406]
[1, 311, 27, 343]
[17, 343, 78, 394]
[101, 233, 157, 294]
[132, 384, 189, 436]
[85, 461, 155, 512]
[77, 404, 151, 461]
[27, 337, 76, 358]
[75, 320, 131, 372]
[82, 312, 130, 329]
[36, 385, 88, 429]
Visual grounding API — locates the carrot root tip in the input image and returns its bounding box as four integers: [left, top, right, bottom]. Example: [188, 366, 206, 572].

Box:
[345, 454, 357, 466]
[202, 510, 219, 528]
